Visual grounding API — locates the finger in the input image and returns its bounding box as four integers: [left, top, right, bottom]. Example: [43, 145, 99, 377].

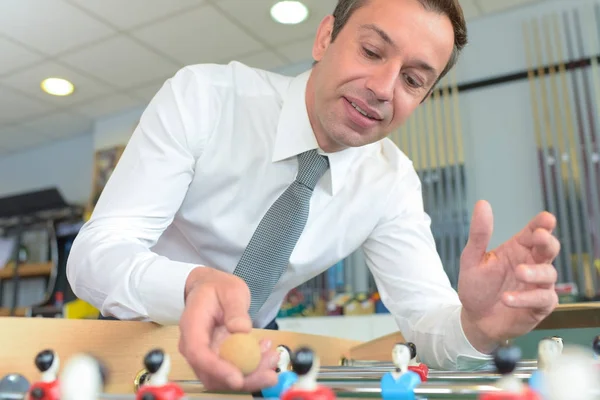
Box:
[531, 229, 561, 263]
[218, 277, 253, 333]
[461, 200, 494, 269]
[241, 348, 280, 392]
[517, 212, 557, 248]
[502, 288, 558, 311]
[180, 287, 245, 389]
[514, 264, 558, 286]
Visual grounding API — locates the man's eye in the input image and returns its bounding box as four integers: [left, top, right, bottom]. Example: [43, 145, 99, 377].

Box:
[362, 47, 379, 59]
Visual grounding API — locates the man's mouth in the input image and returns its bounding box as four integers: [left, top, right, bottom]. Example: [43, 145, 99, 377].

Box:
[344, 97, 382, 121]
[350, 102, 377, 119]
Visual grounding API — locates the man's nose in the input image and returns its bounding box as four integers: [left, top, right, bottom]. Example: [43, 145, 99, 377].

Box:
[365, 64, 397, 102]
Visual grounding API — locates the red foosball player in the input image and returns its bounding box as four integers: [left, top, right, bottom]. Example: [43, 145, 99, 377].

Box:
[406, 342, 429, 382]
[135, 349, 185, 400]
[479, 344, 540, 400]
[281, 347, 336, 400]
[28, 349, 60, 400]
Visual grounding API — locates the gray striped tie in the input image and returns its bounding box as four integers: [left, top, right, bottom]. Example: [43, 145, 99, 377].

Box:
[233, 149, 329, 319]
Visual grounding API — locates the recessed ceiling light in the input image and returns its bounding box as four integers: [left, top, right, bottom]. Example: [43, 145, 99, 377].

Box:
[40, 77, 74, 96]
[270, 1, 309, 25]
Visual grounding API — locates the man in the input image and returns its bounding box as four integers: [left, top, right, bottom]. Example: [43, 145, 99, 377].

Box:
[66, 0, 560, 393]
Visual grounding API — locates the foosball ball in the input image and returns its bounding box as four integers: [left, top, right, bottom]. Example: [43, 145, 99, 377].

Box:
[0, 318, 599, 400]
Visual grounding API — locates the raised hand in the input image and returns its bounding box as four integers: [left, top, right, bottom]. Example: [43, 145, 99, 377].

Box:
[457, 200, 560, 351]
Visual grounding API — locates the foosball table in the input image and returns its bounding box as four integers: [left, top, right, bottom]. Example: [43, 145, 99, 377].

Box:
[0, 317, 598, 400]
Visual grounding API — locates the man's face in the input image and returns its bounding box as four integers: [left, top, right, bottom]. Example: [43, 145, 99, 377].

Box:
[306, 0, 455, 152]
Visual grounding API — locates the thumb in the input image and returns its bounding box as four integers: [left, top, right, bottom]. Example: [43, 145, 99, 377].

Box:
[461, 200, 494, 268]
[219, 279, 253, 333]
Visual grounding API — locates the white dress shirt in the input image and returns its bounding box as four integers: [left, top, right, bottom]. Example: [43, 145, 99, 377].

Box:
[66, 61, 491, 370]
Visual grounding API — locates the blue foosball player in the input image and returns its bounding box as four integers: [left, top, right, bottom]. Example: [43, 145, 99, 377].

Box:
[260, 345, 297, 399]
[380, 343, 422, 400]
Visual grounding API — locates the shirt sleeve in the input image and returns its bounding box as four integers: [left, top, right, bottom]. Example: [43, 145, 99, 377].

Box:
[362, 164, 493, 371]
[66, 66, 217, 325]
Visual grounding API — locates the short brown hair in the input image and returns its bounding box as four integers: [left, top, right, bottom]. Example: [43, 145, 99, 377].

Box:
[330, 0, 468, 82]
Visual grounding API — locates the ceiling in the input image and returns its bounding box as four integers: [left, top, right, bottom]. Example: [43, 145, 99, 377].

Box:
[0, 0, 546, 156]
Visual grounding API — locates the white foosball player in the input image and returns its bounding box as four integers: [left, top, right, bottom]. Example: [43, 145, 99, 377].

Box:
[59, 353, 107, 400]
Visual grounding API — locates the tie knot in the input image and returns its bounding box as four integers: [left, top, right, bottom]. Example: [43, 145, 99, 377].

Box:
[296, 149, 329, 190]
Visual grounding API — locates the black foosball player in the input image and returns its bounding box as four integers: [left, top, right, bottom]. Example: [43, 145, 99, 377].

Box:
[28, 349, 61, 400]
[405, 342, 428, 382]
[135, 349, 185, 400]
[281, 347, 336, 400]
[479, 344, 539, 400]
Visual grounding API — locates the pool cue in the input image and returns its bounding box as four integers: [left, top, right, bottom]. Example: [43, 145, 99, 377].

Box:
[531, 19, 564, 280]
[450, 68, 469, 262]
[432, 87, 452, 283]
[533, 17, 573, 284]
[542, 14, 578, 285]
[551, 11, 590, 289]
[574, 7, 600, 293]
[442, 78, 458, 284]
[524, 19, 569, 285]
[426, 90, 445, 275]
[588, 3, 600, 283]
[555, 10, 595, 296]
[564, 9, 600, 298]
[409, 100, 422, 184]
[420, 97, 436, 238]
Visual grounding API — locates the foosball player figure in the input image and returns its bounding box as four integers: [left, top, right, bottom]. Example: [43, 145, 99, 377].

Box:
[405, 342, 428, 382]
[135, 349, 185, 400]
[59, 353, 108, 400]
[592, 335, 600, 360]
[28, 349, 60, 400]
[260, 345, 297, 399]
[280, 346, 336, 400]
[529, 337, 562, 397]
[479, 344, 540, 400]
[380, 343, 422, 400]
[549, 336, 563, 354]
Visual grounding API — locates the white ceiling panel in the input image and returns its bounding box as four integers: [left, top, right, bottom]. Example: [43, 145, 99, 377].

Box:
[275, 36, 315, 64]
[459, 0, 483, 20]
[0, 36, 44, 76]
[0, 60, 112, 106]
[237, 50, 290, 71]
[0, 86, 55, 126]
[19, 111, 93, 140]
[129, 4, 266, 65]
[0, 0, 115, 55]
[65, 0, 207, 30]
[129, 79, 169, 106]
[73, 93, 143, 119]
[215, 0, 337, 47]
[476, 0, 540, 14]
[58, 35, 181, 90]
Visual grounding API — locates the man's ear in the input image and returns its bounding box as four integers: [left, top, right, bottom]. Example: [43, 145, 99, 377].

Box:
[312, 15, 335, 62]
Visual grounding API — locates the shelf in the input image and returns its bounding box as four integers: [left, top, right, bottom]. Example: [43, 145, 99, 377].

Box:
[0, 307, 27, 317]
[0, 262, 53, 279]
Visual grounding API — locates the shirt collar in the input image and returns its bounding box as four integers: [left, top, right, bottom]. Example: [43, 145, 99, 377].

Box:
[272, 69, 359, 196]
